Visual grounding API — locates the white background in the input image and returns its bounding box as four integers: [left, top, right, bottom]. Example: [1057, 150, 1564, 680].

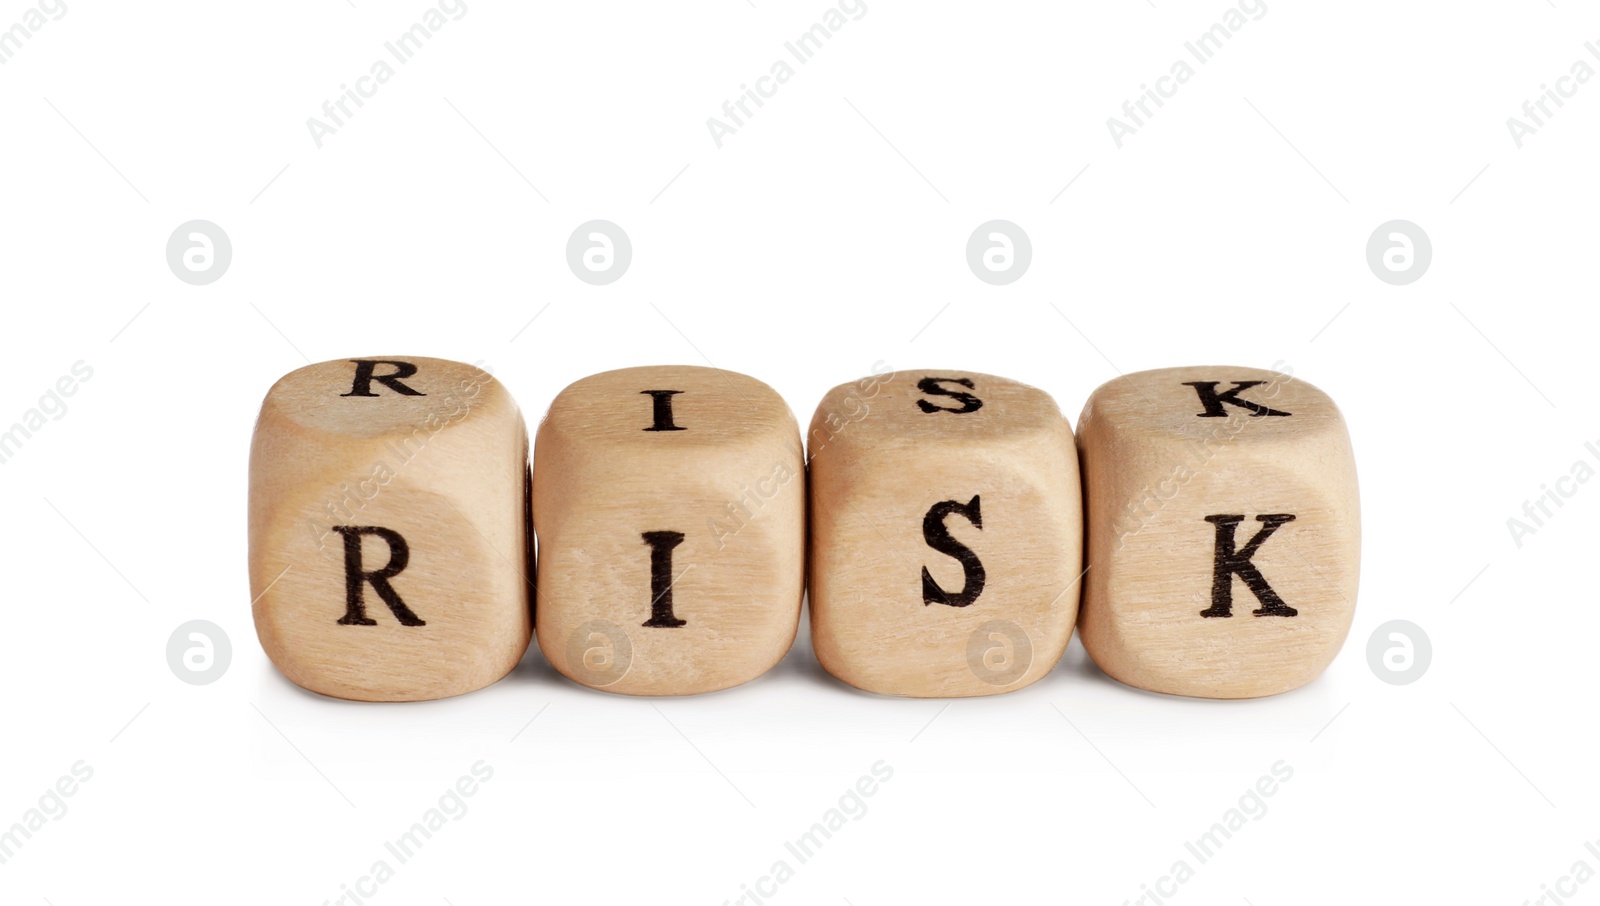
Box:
[2, 1, 1597, 904]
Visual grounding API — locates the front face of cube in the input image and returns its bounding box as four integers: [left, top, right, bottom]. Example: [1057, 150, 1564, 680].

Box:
[1077, 366, 1360, 699]
[532, 366, 805, 695]
[249, 357, 531, 702]
[808, 371, 1083, 697]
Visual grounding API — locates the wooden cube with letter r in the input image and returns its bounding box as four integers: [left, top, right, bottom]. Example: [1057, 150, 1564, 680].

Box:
[532, 365, 805, 695]
[808, 370, 1083, 697]
[249, 356, 532, 702]
[1076, 365, 1360, 698]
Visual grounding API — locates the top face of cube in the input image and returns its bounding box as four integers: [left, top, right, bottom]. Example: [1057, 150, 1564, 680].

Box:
[260, 356, 506, 439]
[1077, 365, 1344, 449]
[808, 370, 1067, 459]
[539, 365, 796, 450]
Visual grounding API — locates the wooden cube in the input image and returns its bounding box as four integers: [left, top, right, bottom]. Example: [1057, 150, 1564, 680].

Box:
[1076, 365, 1360, 698]
[808, 370, 1083, 697]
[532, 365, 804, 695]
[249, 357, 531, 701]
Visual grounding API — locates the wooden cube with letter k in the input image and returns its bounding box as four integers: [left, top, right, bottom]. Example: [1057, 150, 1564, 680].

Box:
[1076, 365, 1360, 698]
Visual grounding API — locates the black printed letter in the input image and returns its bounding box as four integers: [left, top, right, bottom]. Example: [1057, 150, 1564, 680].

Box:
[641, 390, 686, 432]
[1182, 381, 1289, 418]
[921, 495, 986, 607]
[341, 360, 425, 397]
[641, 530, 687, 627]
[916, 377, 983, 414]
[332, 526, 425, 626]
[1201, 514, 1297, 618]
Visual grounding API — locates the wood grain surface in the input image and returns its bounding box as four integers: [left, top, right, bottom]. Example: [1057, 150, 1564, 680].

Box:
[808, 369, 1083, 697]
[532, 365, 804, 695]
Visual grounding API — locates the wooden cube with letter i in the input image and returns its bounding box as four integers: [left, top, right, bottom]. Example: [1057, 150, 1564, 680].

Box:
[1076, 365, 1360, 698]
[249, 357, 532, 701]
[532, 365, 805, 695]
[807, 370, 1084, 697]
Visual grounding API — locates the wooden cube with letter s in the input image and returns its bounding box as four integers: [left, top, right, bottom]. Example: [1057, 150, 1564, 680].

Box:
[807, 370, 1084, 697]
[532, 365, 805, 695]
[249, 357, 532, 701]
[1076, 365, 1360, 698]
